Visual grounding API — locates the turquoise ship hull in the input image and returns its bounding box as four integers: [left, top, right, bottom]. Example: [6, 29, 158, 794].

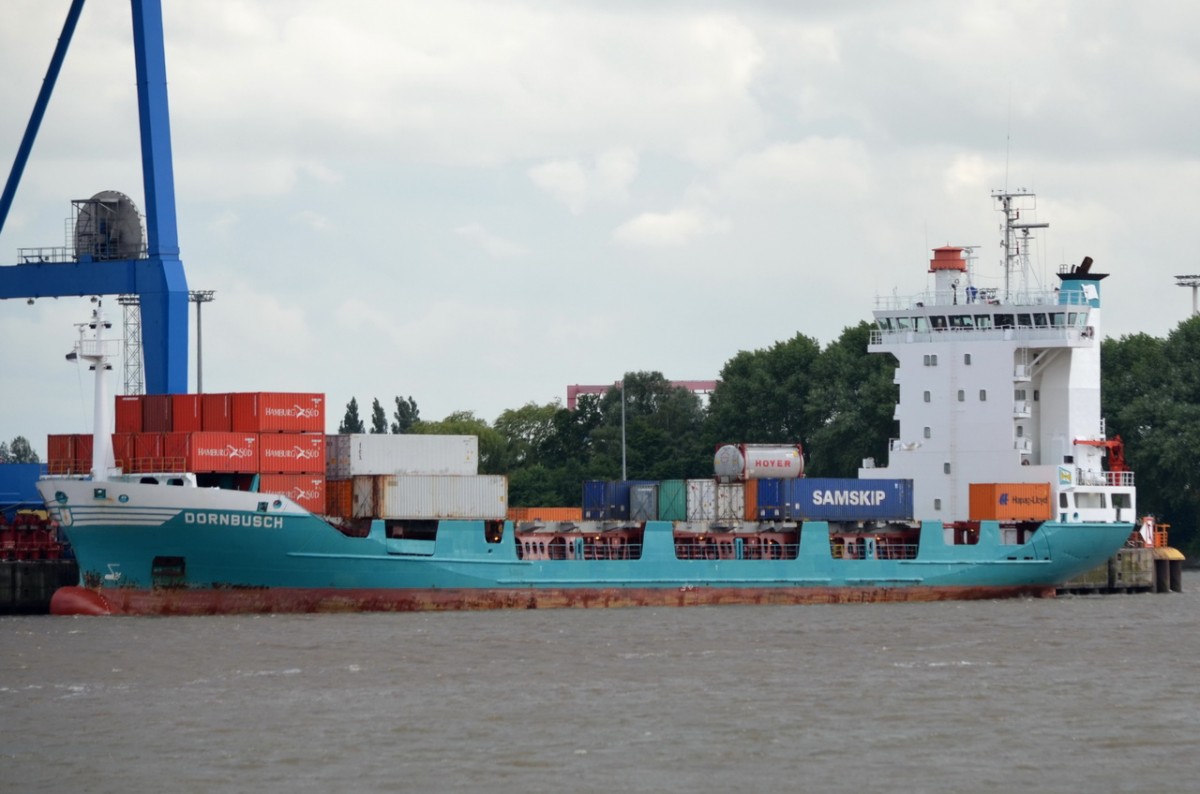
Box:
[40, 479, 1133, 615]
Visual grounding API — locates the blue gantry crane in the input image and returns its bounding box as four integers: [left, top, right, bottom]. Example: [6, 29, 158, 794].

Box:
[0, 0, 188, 395]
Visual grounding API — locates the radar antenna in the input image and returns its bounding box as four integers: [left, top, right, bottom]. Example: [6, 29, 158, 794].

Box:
[993, 189, 1048, 302]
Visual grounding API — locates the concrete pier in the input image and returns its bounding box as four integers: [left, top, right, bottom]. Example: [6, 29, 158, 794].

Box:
[1059, 547, 1185, 595]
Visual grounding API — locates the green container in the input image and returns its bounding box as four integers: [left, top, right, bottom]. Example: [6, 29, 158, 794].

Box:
[658, 479, 686, 521]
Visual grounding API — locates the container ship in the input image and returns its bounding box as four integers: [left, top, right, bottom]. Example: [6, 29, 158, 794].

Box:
[37, 193, 1139, 615]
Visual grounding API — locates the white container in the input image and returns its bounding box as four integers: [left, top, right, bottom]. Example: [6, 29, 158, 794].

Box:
[327, 434, 479, 479]
[716, 482, 745, 522]
[353, 474, 507, 520]
[686, 478, 716, 521]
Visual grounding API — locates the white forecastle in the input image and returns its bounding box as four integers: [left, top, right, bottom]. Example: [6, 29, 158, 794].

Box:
[860, 191, 1135, 526]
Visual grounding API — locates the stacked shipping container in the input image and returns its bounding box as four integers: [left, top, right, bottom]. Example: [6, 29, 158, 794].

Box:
[48, 393, 328, 512]
[584, 477, 918, 523]
[324, 434, 505, 520]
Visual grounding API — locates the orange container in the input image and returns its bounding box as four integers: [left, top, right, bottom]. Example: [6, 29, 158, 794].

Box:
[260, 474, 325, 514]
[171, 394, 202, 432]
[508, 506, 583, 522]
[968, 483, 1053, 521]
[325, 478, 353, 518]
[743, 479, 759, 521]
[231, 392, 325, 433]
[259, 433, 326, 474]
[202, 393, 232, 431]
[114, 395, 143, 433]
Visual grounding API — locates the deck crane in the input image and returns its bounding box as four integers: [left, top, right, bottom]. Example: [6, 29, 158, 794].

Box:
[0, 0, 188, 395]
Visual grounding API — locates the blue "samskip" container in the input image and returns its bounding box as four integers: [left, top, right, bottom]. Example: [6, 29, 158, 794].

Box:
[784, 478, 913, 521]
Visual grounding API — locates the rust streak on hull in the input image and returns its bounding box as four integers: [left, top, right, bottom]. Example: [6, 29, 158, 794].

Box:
[49, 583, 1057, 616]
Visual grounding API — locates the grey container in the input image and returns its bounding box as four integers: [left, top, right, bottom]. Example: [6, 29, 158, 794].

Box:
[328, 434, 479, 479]
[629, 483, 659, 521]
[352, 474, 507, 520]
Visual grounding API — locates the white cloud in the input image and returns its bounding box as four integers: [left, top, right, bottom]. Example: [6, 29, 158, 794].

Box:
[454, 223, 526, 258]
[528, 160, 589, 213]
[612, 207, 731, 248]
[717, 138, 874, 201]
[528, 148, 638, 213]
[292, 210, 333, 232]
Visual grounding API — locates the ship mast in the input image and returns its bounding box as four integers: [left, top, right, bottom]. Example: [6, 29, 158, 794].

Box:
[66, 300, 120, 481]
[994, 190, 1048, 301]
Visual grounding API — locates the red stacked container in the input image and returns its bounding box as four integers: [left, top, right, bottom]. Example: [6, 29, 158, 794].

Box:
[133, 432, 165, 471]
[71, 433, 94, 475]
[227, 392, 327, 514]
[231, 392, 324, 432]
[258, 433, 325, 474]
[171, 394, 202, 432]
[112, 433, 135, 471]
[115, 395, 143, 433]
[201, 393, 232, 431]
[142, 394, 173, 432]
[46, 434, 74, 475]
[96, 391, 328, 513]
[163, 431, 260, 473]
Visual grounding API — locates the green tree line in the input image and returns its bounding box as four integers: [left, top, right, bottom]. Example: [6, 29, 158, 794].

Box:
[339, 316, 1200, 556]
[0, 437, 39, 464]
[1101, 316, 1200, 556]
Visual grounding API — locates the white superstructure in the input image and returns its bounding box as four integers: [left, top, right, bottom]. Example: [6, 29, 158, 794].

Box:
[860, 192, 1135, 525]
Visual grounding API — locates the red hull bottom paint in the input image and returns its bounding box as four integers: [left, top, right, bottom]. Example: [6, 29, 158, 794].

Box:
[50, 583, 1058, 616]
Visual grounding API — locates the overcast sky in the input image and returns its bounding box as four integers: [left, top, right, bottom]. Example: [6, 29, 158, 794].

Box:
[2, 0, 1198, 457]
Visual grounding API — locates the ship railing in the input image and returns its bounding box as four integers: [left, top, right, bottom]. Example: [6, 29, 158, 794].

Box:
[673, 541, 800, 561]
[831, 541, 919, 560]
[872, 288, 1091, 312]
[1104, 471, 1135, 487]
[118, 456, 189, 474]
[582, 540, 642, 560]
[47, 460, 88, 475]
[1068, 469, 1135, 487]
[517, 540, 645, 561]
[79, 338, 122, 358]
[870, 326, 1086, 346]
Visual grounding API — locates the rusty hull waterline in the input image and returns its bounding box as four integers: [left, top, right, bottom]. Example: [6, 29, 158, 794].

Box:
[49, 583, 1058, 616]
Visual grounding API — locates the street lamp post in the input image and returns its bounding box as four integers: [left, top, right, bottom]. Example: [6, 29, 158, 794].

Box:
[1175, 275, 1200, 316]
[188, 290, 215, 392]
[620, 376, 627, 481]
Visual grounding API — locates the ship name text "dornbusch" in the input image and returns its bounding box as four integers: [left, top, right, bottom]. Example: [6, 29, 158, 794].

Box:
[811, 489, 890, 506]
[183, 512, 284, 528]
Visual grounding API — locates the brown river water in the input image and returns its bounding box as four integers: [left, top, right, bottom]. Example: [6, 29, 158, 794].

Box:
[3, 580, 1199, 793]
